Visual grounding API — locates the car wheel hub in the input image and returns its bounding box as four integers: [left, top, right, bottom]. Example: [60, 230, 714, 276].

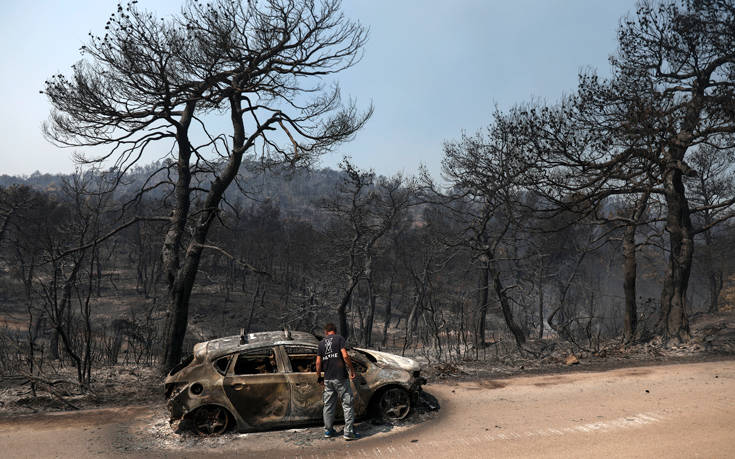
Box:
[192, 406, 229, 435]
[379, 388, 411, 420]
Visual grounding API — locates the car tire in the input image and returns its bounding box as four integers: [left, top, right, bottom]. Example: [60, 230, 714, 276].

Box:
[374, 386, 411, 421]
[190, 405, 230, 435]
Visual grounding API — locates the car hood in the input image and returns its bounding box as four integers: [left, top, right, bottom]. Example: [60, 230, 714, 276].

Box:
[354, 348, 420, 372]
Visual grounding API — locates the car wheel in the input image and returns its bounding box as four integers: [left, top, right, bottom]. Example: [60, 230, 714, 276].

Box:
[377, 387, 411, 420]
[191, 405, 230, 435]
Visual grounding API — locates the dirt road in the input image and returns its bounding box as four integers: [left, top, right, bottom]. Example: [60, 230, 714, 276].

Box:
[1, 359, 733, 458]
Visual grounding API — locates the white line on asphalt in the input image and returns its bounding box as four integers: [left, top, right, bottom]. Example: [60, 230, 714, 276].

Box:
[303, 412, 668, 458]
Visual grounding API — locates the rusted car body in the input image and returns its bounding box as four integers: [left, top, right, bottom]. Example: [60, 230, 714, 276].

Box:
[164, 330, 426, 434]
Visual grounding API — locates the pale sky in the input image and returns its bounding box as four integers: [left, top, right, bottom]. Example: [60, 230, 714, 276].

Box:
[0, 0, 638, 179]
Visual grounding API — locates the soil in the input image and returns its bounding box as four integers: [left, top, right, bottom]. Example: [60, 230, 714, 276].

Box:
[0, 359, 733, 458]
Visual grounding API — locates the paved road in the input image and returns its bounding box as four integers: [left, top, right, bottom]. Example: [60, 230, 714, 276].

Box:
[1, 360, 733, 458]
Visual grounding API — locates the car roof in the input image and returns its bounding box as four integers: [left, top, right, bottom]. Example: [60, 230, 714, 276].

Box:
[196, 331, 319, 361]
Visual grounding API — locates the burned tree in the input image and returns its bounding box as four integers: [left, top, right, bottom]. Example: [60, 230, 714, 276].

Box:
[321, 160, 413, 343]
[515, 95, 664, 344]
[609, 0, 735, 341]
[510, 0, 735, 344]
[687, 145, 735, 313]
[439, 116, 530, 350]
[43, 0, 370, 370]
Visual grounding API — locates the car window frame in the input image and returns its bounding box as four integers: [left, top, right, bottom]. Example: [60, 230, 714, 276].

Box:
[280, 344, 319, 374]
[228, 346, 285, 376]
[212, 354, 233, 375]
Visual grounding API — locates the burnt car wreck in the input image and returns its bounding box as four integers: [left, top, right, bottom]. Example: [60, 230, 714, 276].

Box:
[164, 330, 427, 435]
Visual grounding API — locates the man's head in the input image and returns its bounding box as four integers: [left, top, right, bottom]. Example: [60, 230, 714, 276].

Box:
[324, 322, 337, 335]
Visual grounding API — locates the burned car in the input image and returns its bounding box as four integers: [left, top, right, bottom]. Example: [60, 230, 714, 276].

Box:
[164, 330, 426, 435]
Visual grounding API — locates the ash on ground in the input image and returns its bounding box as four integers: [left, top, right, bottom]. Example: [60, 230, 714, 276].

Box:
[0, 365, 160, 416]
[424, 311, 735, 382]
[121, 390, 439, 454]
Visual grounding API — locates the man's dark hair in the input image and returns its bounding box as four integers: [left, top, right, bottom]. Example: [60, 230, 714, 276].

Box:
[324, 323, 337, 333]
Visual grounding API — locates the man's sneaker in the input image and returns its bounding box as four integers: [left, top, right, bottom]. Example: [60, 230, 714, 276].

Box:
[343, 432, 361, 441]
[324, 428, 338, 438]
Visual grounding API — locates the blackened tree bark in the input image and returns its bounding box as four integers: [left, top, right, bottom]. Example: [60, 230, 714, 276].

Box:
[701, 222, 724, 314]
[536, 253, 546, 340]
[659, 161, 694, 341]
[621, 192, 650, 343]
[475, 260, 490, 347]
[381, 275, 395, 347]
[363, 257, 377, 347]
[337, 268, 360, 340]
[491, 264, 526, 347]
[403, 255, 430, 354]
[160, 103, 197, 367]
[621, 222, 638, 341]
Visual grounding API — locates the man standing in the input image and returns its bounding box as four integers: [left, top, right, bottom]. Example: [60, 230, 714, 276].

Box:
[316, 323, 360, 440]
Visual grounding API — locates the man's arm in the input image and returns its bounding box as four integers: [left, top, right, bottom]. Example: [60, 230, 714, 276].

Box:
[315, 355, 323, 385]
[341, 348, 356, 379]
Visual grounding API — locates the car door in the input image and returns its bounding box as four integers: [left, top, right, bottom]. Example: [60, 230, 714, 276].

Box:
[223, 347, 290, 428]
[281, 344, 323, 422]
[346, 351, 371, 415]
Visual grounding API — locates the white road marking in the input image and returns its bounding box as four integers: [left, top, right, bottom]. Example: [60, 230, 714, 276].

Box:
[303, 412, 668, 458]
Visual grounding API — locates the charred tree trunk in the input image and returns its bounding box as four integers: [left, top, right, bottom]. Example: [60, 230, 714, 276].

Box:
[708, 270, 723, 313]
[656, 87, 708, 343]
[623, 191, 650, 343]
[160, 103, 195, 372]
[337, 276, 359, 341]
[50, 330, 60, 360]
[403, 259, 429, 354]
[94, 248, 102, 297]
[537, 256, 545, 340]
[622, 223, 638, 343]
[246, 281, 264, 335]
[702, 225, 722, 313]
[364, 280, 376, 347]
[354, 285, 366, 343]
[363, 255, 376, 347]
[161, 243, 199, 372]
[337, 227, 362, 341]
[403, 295, 420, 354]
[381, 277, 394, 347]
[475, 262, 490, 347]
[161, 95, 273, 371]
[491, 265, 526, 348]
[622, 191, 649, 343]
[659, 164, 693, 342]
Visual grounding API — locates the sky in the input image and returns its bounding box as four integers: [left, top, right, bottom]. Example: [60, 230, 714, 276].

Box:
[0, 0, 639, 179]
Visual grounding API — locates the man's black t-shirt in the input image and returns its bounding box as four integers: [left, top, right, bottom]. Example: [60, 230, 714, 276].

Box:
[318, 334, 348, 380]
